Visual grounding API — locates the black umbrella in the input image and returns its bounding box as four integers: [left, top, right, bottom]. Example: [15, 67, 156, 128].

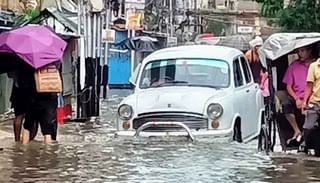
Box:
[114, 36, 161, 52]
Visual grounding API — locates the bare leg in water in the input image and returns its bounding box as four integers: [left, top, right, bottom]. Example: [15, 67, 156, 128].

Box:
[13, 115, 23, 142]
[21, 129, 30, 145]
[14, 116, 38, 142]
[285, 114, 301, 139]
[22, 127, 51, 145]
[30, 122, 38, 140]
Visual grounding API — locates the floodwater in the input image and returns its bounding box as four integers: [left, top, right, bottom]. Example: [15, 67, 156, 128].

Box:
[1, 91, 320, 183]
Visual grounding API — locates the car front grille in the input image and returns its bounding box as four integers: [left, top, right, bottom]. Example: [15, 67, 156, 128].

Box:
[133, 113, 208, 131]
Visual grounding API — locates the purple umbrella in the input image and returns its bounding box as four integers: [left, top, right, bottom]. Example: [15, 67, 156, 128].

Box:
[0, 24, 67, 69]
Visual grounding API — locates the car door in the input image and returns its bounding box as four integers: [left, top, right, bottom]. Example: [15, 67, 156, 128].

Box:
[239, 56, 260, 137]
[233, 58, 251, 139]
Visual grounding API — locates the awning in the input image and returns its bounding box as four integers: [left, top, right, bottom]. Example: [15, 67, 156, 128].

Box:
[21, 7, 81, 37]
[0, 9, 14, 30]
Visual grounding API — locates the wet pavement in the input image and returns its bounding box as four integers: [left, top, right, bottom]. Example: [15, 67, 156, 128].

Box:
[1, 90, 320, 182]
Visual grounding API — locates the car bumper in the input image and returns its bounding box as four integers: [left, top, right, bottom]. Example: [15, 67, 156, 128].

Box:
[115, 128, 233, 139]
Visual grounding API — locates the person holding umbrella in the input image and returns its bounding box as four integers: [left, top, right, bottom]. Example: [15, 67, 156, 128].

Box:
[0, 25, 67, 144]
[8, 69, 38, 142]
[0, 53, 38, 142]
[20, 61, 61, 145]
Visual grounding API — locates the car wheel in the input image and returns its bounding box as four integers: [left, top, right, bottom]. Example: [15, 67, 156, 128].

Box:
[233, 120, 242, 143]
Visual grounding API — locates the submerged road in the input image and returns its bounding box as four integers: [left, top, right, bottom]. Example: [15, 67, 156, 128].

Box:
[0, 90, 320, 182]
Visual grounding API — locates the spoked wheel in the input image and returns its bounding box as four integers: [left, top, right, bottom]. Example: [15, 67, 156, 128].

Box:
[258, 125, 270, 154]
[314, 148, 320, 157]
[258, 110, 273, 154]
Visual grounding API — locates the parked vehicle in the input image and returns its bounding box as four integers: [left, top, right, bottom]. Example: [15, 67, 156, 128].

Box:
[115, 45, 264, 142]
[258, 33, 320, 155]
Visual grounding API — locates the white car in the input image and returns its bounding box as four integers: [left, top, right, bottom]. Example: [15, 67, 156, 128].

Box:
[116, 45, 264, 142]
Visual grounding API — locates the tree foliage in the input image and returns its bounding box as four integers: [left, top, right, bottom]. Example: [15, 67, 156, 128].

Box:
[256, 0, 283, 18]
[256, 0, 320, 32]
[14, 9, 40, 26]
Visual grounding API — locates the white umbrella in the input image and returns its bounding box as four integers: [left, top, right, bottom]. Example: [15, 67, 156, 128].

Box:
[259, 32, 320, 67]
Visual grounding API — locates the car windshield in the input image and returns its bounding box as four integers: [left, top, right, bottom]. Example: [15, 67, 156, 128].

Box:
[139, 59, 230, 89]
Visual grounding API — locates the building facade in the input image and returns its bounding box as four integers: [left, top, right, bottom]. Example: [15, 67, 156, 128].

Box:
[204, 0, 266, 36]
[143, 0, 272, 41]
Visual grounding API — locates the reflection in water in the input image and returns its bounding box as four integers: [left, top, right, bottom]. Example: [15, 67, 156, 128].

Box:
[265, 156, 320, 183]
[1, 95, 320, 182]
[9, 144, 61, 182]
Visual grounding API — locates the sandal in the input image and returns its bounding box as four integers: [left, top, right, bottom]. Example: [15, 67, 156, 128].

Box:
[287, 134, 302, 147]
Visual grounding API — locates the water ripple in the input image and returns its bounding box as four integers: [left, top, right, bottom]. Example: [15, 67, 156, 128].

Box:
[0, 91, 320, 182]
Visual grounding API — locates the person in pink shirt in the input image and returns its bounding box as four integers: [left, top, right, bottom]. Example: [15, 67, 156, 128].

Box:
[282, 46, 315, 144]
[260, 67, 270, 97]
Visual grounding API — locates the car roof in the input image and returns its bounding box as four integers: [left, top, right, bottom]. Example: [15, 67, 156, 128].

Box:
[143, 45, 243, 63]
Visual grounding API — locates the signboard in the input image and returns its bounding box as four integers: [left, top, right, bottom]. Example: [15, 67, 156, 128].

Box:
[126, 12, 144, 30]
[125, 0, 145, 10]
[167, 37, 178, 47]
[102, 29, 115, 43]
[89, 0, 104, 12]
[237, 26, 254, 34]
[125, 0, 145, 30]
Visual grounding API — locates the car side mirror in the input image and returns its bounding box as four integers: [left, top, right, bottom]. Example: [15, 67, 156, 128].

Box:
[129, 76, 136, 86]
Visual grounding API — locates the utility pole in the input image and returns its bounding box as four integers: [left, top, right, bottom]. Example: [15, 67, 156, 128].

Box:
[77, 0, 104, 120]
[194, 0, 198, 34]
[169, 0, 174, 37]
[102, 0, 110, 100]
[76, 0, 82, 119]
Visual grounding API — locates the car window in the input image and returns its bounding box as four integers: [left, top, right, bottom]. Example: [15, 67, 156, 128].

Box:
[239, 57, 252, 84]
[139, 59, 230, 89]
[233, 59, 244, 87]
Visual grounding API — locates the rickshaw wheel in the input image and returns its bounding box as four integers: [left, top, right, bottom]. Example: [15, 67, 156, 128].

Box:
[314, 149, 320, 157]
[258, 125, 270, 153]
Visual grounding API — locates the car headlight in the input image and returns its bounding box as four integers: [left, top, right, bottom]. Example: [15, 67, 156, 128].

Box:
[207, 103, 223, 119]
[118, 104, 133, 120]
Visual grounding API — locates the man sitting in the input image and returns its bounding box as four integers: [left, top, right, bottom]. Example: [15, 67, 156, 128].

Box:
[282, 46, 315, 145]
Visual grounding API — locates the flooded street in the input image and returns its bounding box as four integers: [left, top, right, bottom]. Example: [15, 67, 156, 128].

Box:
[1, 91, 320, 182]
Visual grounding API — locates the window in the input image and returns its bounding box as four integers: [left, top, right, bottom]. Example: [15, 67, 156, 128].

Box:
[233, 59, 244, 87]
[239, 57, 252, 84]
[139, 59, 230, 89]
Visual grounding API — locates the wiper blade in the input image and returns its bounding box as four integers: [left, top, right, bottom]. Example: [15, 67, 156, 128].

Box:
[187, 84, 222, 89]
[170, 80, 189, 84]
[152, 80, 189, 87]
